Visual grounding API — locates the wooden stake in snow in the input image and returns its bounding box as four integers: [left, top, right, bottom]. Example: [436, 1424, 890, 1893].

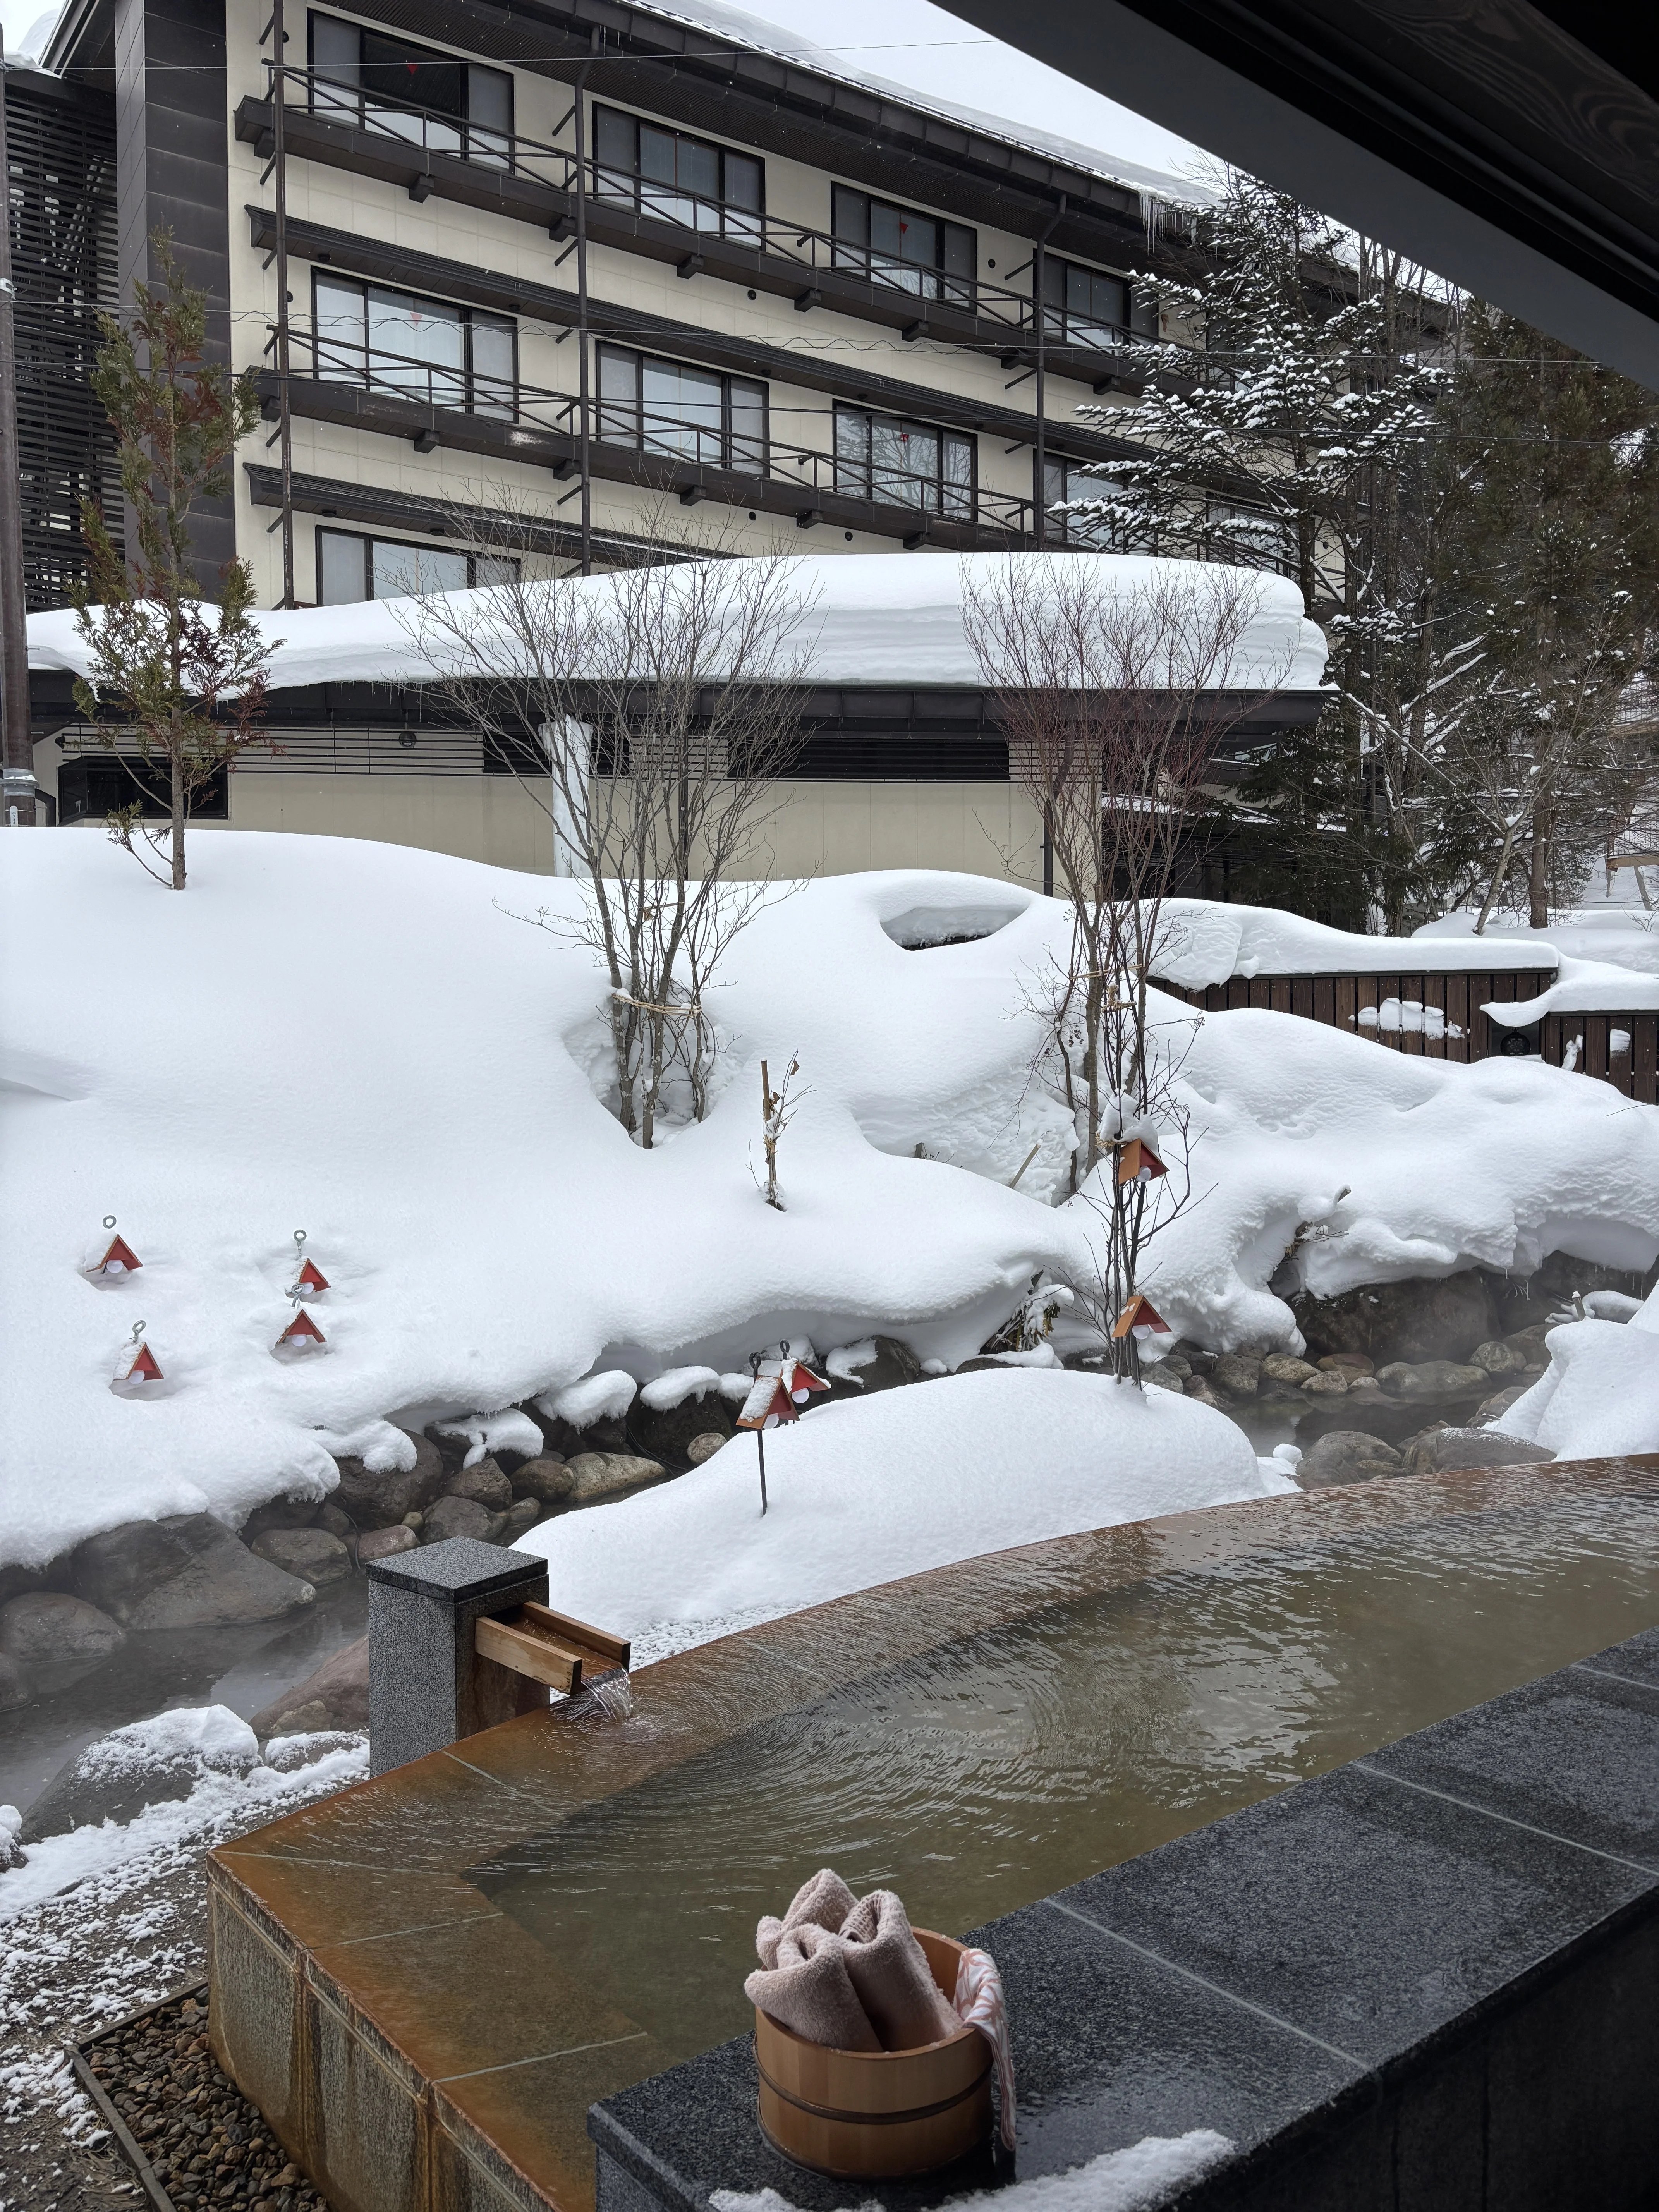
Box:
[91, 1217, 143, 1276]
[735, 1348, 830, 1513]
[759, 1055, 803, 1211]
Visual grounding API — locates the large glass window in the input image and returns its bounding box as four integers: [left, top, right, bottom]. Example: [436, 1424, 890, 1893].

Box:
[1040, 257, 1157, 348]
[316, 528, 518, 605]
[312, 275, 517, 420]
[309, 13, 512, 168]
[1042, 459, 1121, 547]
[597, 345, 767, 471]
[830, 188, 975, 310]
[593, 107, 762, 241]
[833, 406, 974, 518]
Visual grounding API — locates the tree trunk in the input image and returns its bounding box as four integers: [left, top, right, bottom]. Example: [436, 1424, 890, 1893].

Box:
[1527, 810, 1550, 929]
[170, 749, 186, 889]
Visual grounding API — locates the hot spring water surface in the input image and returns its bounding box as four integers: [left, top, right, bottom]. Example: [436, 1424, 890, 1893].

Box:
[472, 1488, 1659, 2067]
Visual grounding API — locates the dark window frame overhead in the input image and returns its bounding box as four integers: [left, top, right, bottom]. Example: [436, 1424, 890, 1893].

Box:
[310, 271, 519, 421]
[833, 403, 976, 520]
[315, 526, 520, 605]
[831, 185, 976, 312]
[1040, 255, 1159, 349]
[593, 104, 763, 242]
[596, 343, 768, 473]
[307, 10, 514, 168]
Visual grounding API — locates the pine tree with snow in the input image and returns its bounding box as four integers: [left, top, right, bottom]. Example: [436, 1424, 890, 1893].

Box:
[73, 232, 271, 890]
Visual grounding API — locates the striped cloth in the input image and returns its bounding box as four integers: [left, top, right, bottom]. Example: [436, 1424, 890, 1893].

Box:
[953, 1946, 1017, 2152]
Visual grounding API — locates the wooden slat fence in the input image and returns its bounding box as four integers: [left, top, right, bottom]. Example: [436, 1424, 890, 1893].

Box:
[1539, 1012, 1659, 1105]
[1157, 969, 1558, 1064]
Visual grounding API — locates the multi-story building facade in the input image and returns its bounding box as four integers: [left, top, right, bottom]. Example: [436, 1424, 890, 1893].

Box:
[23, 0, 1324, 878]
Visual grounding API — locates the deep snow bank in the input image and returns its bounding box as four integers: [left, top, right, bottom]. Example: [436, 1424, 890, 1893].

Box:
[519, 1368, 1295, 1644]
[1491, 1286, 1659, 1461]
[4, 833, 1654, 1567]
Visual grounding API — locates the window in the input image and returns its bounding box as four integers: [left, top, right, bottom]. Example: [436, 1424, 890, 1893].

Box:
[833, 406, 974, 519]
[312, 275, 517, 420]
[593, 107, 762, 241]
[309, 13, 512, 168]
[1040, 257, 1157, 349]
[1042, 459, 1121, 548]
[1207, 501, 1296, 571]
[831, 188, 975, 310]
[316, 529, 519, 605]
[597, 345, 767, 471]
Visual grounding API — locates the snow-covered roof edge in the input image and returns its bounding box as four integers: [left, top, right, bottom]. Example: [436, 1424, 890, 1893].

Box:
[1483, 958, 1659, 1024]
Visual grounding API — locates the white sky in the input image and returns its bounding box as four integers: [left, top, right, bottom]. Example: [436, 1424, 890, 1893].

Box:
[4, 0, 1212, 187]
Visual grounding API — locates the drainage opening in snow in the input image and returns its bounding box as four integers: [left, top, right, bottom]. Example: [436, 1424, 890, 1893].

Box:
[881, 901, 1030, 950]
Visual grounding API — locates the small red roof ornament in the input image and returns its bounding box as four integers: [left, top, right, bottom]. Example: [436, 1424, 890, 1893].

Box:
[276, 1309, 327, 1351]
[1112, 1294, 1172, 1341]
[294, 1259, 330, 1296]
[736, 1357, 830, 1431]
[122, 1341, 163, 1382]
[91, 1217, 143, 1276]
[1117, 1139, 1167, 1187]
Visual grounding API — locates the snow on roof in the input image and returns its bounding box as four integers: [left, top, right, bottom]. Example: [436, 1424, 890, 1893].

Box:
[634, 0, 1221, 212]
[1483, 958, 1659, 1025]
[27, 552, 1329, 696]
[1152, 899, 1560, 982]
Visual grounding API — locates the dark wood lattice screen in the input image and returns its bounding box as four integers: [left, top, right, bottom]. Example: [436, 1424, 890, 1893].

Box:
[6, 72, 120, 610]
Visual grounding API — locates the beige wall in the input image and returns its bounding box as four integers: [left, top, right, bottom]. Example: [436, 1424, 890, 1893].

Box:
[227, 771, 1044, 884]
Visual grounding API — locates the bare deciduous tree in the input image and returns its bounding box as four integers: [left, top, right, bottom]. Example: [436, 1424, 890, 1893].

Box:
[410, 537, 814, 1145]
[966, 556, 1284, 1380]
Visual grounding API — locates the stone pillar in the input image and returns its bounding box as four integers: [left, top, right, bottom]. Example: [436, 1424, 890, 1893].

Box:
[366, 1537, 550, 1777]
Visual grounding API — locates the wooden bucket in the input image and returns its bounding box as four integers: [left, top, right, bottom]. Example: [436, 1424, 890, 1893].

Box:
[754, 1930, 991, 2179]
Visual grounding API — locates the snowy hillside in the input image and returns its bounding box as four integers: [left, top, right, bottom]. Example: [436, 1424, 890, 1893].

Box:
[3, 832, 1656, 1568]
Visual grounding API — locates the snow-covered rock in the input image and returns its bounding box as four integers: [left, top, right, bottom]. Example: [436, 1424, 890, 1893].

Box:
[1490, 1286, 1659, 1460]
[517, 1367, 1299, 1650]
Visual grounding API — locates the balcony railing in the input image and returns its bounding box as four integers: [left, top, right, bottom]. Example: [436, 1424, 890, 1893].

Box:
[275, 321, 1033, 534]
[259, 61, 1192, 356]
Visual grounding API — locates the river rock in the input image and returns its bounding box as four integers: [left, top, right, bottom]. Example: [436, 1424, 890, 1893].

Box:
[1300, 1368, 1350, 1396]
[1211, 1352, 1262, 1398]
[1183, 1377, 1227, 1410]
[316, 1501, 355, 1541]
[21, 1705, 263, 1843]
[512, 1456, 576, 1507]
[420, 1494, 495, 1545]
[1469, 1338, 1528, 1377]
[1320, 1353, 1375, 1374]
[249, 1635, 369, 1738]
[242, 1494, 322, 1538]
[356, 1525, 417, 1566]
[1261, 1353, 1318, 1386]
[0, 1651, 30, 1711]
[333, 1432, 445, 1527]
[500, 1498, 541, 1539]
[1377, 1360, 1489, 1398]
[1291, 1271, 1499, 1366]
[826, 1336, 925, 1397]
[443, 1457, 514, 1513]
[0, 1592, 126, 1666]
[249, 1527, 353, 1586]
[1407, 1427, 1556, 1476]
[527, 1405, 632, 1460]
[687, 1432, 728, 1463]
[71, 1514, 316, 1629]
[1474, 1382, 1534, 1425]
[629, 1391, 736, 1470]
[565, 1453, 666, 1505]
[1144, 1366, 1187, 1393]
[1299, 1431, 1405, 1487]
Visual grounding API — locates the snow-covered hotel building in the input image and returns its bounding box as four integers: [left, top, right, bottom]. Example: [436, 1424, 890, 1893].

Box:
[17, 0, 1328, 876]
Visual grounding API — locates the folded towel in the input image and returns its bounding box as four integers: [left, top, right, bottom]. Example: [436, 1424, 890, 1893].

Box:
[746, 1869, 963, 2053]
[953, 1945, 1017, 2151]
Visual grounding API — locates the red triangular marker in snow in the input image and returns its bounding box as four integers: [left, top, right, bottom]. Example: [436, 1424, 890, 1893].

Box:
[736, 1359, 829, 1430]
[94, 1235, 143, 1276]
[1116, 1140, 1167, 1187]
[295, 1259, 330, 1295]
[277, 1309, 327, 1348]
[1112, 1294, 1171, 1341]
[122, 1343, 163, 1382]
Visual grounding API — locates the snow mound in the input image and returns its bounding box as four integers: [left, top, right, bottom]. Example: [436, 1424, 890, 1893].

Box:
[517, 1369, 1298, 1643]
[1154, 898, 1554, 984]
[1491, 1286, 1659, 1461]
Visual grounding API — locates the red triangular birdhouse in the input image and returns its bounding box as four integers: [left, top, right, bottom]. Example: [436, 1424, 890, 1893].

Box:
[121, 1342, 163, 1382]
[736, 1359, 829, 1430]
[294, 1259, 330, 1295]
[93, 1235, 143, 1276]
[1112, 1294, 1171, 1340]
[276, 1309, 327, 1350]
[1117, 1140, 1167, 1186]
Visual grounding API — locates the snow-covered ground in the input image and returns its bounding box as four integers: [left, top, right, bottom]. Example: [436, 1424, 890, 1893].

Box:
[4, 832, 1657, 1569]
[1493, 1284, 1659, 1463]
[519, 1369, 1298, 1652]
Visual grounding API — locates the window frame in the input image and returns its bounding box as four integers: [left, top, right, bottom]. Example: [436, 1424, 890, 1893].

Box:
[310, 271, 519, 422]
[830, 187, 976, 310]
[307, 11, 514, 168]
[314, 527, 520, 606]
[832, 403, 976, 520]
[1039, 255, 1158, 349]
[592, 105, 764, 240]
[1042, 457, 1122, 548]
[595, 342, 769, 474]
